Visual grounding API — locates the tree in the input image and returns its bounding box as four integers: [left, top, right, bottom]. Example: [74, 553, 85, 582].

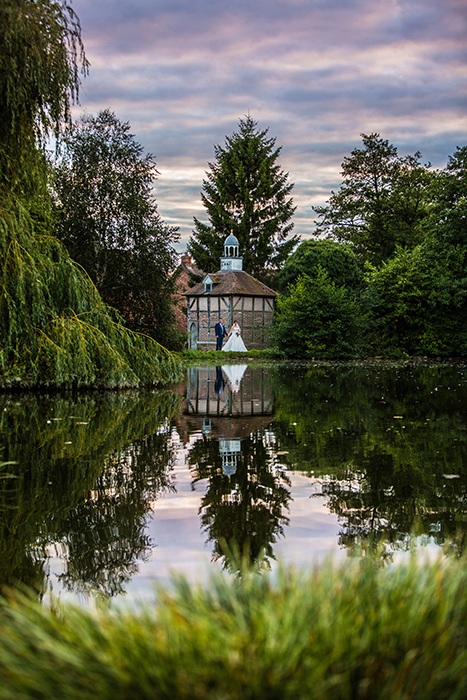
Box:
[0, 4, 180, 387]
[364, 145, 467, 355]
[54, 110, 181, 347]
[189, 115, 298, 281]
[423, 145, 467, 248]
[276, 239, 364, 295]
[313, 134, 432, 266]
[0, 0, 88, 196]
[273, 268, 362, 358]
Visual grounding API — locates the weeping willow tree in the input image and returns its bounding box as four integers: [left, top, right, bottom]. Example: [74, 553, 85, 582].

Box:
[0, 0, 180, 387]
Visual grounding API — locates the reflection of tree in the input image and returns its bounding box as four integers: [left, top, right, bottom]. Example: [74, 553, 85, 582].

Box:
[56, 432, 176, 597]
[0, 390, 181, 597]
[189, 432, 291, 572]
[272, 362, 467, 557]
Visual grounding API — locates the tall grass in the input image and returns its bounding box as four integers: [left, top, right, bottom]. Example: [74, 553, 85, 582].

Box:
[1, 555, 466, 699]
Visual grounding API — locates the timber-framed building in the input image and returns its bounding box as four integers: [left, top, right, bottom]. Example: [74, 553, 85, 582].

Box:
[184, 234, 277, 350]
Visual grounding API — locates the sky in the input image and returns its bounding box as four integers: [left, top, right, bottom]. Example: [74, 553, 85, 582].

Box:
[70, 0, 467, 253]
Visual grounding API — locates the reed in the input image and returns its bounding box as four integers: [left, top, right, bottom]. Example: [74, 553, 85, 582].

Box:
[1, 554, 466, 699]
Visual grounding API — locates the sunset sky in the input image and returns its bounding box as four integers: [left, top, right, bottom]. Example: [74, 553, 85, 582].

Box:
[70, 0, 467, 252]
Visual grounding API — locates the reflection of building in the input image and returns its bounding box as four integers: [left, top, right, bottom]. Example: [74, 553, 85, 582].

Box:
[219, 439, 241, 476]
[182, 365, 289, 572]
[185, 234, 277, 350]
[181, 364, 275, 477]
[185, 365, 273, 420]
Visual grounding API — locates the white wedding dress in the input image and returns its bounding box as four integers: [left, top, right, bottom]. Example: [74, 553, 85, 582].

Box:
[221, 364, 247, 393]
[222, 325, 247, 352]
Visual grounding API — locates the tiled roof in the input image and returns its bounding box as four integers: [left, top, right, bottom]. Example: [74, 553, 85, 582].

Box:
[185, 270, 277, 297]
[182, 262, 204, 278]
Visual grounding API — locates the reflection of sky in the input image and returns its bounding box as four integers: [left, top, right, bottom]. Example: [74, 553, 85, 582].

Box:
[116, 432, 344, 605]
[273, 473, 344, 569]
[126, 433, 215, 596]
[45, 430, 343, 608]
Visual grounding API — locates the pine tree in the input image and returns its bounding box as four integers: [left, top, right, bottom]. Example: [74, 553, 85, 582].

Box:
[189, 116, 298, 281]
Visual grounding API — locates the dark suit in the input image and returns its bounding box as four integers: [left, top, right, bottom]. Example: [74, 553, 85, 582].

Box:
[214, 366, 225, 394]
[215, 321, 227, 350]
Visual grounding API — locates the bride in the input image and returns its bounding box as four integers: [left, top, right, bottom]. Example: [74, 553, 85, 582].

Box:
[222, 321, 247, 352]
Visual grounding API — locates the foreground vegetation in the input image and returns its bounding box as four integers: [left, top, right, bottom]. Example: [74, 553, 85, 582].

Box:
[1, 555, 466, 699]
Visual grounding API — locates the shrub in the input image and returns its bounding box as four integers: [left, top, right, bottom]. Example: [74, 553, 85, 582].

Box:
[273, 268, 363, 358]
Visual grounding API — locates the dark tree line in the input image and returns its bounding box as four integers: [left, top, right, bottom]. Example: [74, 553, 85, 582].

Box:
[274, 136, 467, 358]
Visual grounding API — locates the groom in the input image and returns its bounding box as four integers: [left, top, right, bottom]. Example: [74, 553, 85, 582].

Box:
[214, 317, 228, 351]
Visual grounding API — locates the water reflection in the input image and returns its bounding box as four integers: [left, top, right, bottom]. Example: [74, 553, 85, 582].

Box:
[272, 363, 467, 557]
[0, 391, 181, 597]
[185, 365, 274, 418]
[1, 361, 467, 603]
[182, 365, 291, 571]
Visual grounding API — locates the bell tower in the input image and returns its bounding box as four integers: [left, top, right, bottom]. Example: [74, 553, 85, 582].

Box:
[220, 232, 243, 271]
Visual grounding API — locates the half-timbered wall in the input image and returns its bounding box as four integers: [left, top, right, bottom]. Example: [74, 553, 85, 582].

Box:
[187, 294, 275, 349]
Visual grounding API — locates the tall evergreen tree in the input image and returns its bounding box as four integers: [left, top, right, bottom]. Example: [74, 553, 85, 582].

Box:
[189, 116, 298, 281]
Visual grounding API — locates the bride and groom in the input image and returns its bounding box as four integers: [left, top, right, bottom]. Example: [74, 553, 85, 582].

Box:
[215, 318, 247, 352]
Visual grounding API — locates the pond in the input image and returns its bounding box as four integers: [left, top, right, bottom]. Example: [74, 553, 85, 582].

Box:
[1, 361, 467, 606]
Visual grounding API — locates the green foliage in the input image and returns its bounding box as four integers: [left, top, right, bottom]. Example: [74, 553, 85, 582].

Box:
[313, 133, 432, 265]
[1, 556, 467, 699]
[277, 238, 364, 294]
[189, 115, 299, 281]
[273, 268, 362, 358]
[0, 3, 182, 384]
[364, 145, 467, 356]
[364, 244, 467, 355]
[0, 196, 181, 388]
[0, 0, 88, 196]
[271, 361, 467, 555]
[0, 390, 181, 595]
[53, 109, 180, 347]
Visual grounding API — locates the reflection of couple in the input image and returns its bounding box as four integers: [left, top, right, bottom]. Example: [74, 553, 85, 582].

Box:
[215, 318, 247, 352]
[214, 365, 247, 395]
[223, 364, 247, 393]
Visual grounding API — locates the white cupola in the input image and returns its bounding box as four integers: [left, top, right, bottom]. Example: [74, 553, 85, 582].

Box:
[220, 232, 243, 271]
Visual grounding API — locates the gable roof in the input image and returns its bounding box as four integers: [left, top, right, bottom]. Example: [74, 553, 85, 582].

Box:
[185, 270, 277, 298]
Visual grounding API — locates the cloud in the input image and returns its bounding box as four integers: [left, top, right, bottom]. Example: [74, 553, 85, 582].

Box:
[71, 0, 467, 247]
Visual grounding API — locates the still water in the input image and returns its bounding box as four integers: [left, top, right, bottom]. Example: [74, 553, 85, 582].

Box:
[1, 361, 467, 605]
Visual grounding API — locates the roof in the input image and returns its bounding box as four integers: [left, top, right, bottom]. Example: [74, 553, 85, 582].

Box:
[184, 270, 277, 298]
[224, 233, 240, 246]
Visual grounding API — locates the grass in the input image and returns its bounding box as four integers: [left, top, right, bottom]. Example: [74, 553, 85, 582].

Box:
[1, 554, 467, 699]
[178, 348, 277, 367]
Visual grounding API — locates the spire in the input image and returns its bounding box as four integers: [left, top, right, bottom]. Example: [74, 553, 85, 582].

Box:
[220, 232, 243, 271]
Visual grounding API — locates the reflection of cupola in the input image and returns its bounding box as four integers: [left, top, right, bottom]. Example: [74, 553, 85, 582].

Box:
[220, 232, 243, 271]
[219, 438, 241, 476]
